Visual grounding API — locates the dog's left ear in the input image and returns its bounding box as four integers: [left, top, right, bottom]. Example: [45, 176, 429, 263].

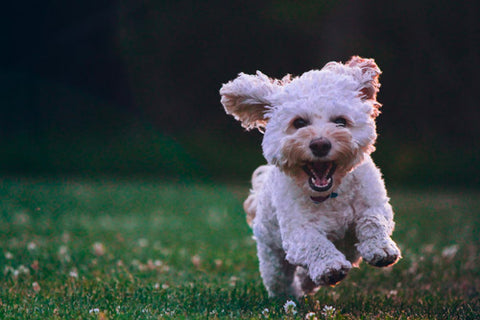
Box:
[346, 56, 382, 117]
[220, 71, 285, 131]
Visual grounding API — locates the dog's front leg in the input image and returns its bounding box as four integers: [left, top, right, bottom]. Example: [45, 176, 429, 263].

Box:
[355, 207, 401, 267]
[282, 230, 352, 287]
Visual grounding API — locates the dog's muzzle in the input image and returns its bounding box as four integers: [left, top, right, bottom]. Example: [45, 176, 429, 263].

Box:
[303, 161, 336, 192]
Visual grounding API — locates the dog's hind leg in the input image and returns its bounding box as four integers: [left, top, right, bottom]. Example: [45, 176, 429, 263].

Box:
[256, 242, 298, 298]
[293, 267, 319, 296]
[244, 165, 272, 227]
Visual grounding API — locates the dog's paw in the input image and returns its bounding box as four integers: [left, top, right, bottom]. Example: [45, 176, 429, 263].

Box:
[311, 259, 352, 287]
[357, 237, 401, 267]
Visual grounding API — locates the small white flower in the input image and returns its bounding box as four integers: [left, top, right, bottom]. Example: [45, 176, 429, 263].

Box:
[321, 305, 336, 318]
[214, 259, 223, 268]
[58, 245, 71, 262]
[442, 245, 459, 259]
[89, 308, 100, 314]
[57, 245, 72, 262]
[5, 252, 13, 259]
[262, 308, 269, 317]
[32, 281, 41, 292]
[305, 312, 318, 320]
[10, 265, 30, 278]
[93, 242, 106, 256]
[387, 289, 398, 298]
[284, 300, 297, 315]
[229, 276, 238, 286]
[27, 242, 37, 251]
[18, 265, 30, 275]
[191, 254, 201, 267]
[69, 270, 78, 278]
[58, 245, 68, 256]
[138, 238, 149, 248]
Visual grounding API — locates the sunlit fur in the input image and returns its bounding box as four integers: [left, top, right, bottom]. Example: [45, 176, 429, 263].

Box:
[221, 56, 401, 298]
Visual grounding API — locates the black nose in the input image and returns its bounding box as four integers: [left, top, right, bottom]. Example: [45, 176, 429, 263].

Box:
[309, 138, 331, 157]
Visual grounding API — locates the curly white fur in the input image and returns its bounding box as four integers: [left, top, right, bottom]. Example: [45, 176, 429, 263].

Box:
[220, 56, 401, 298]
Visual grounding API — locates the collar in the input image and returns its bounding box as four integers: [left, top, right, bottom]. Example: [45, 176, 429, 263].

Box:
[310, 192, 338, 204]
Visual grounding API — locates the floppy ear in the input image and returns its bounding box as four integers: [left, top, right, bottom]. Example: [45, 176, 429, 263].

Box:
[220, 71, 284, 130]
[346, 56, 382, 117]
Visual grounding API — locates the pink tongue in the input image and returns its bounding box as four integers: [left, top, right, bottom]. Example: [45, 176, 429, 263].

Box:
[314, 176, 329, 186]
[312, 162, 331, 186]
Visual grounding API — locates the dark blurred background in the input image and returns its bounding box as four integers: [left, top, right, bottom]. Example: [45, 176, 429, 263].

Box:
[1, 0, 478, 187]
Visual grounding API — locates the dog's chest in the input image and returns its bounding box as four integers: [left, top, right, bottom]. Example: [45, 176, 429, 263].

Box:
[269, 168, 360, 241]
[303, 198, 355, 240]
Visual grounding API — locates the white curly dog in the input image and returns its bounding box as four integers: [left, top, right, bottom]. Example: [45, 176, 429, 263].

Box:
[220, 56, 401, 298]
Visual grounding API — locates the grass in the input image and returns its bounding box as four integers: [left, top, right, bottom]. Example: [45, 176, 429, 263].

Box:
[0, 178, 479, 319]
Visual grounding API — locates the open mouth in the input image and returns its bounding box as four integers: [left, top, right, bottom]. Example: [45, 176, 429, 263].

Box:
[302, 161, 336, 192]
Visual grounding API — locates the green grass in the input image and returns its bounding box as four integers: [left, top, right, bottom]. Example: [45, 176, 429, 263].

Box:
[0, 178, 479, 319]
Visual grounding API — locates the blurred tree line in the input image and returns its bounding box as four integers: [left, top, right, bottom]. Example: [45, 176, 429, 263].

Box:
[1, 0, 478, 186]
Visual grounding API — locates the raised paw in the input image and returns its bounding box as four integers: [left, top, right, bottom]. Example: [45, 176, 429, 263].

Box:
[319, 266, 350, 286]
[357, 237, 401, 267]
[370, 250, 399, 267]
[311, 260, 352, 287]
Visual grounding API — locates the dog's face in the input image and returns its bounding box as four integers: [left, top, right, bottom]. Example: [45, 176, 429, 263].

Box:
[221, 56, 382, 197]
[261, 89, 377, 198]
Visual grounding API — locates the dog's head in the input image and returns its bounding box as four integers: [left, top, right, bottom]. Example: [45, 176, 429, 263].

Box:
[220, 56, 382, 198]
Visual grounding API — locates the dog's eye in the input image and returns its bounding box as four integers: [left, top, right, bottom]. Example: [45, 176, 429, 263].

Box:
[333, 117, 347, 127]
[292, 118, 309, 129]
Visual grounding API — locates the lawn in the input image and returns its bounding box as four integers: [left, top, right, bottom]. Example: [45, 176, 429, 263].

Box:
[0, 178, 479, 319]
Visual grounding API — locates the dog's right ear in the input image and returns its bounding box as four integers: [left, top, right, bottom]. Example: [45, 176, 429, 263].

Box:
[220, 71, 284, 131]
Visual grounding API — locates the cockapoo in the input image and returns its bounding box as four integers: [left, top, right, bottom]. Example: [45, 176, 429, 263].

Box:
[220, 56, 401, 298]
